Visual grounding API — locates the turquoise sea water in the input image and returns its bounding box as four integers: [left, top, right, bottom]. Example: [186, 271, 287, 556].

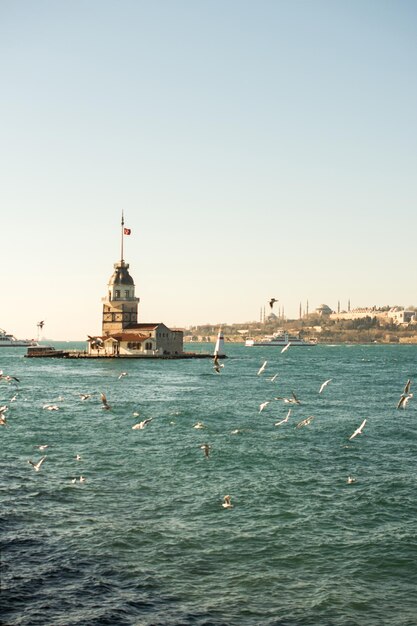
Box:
[1, 342, 416, 626]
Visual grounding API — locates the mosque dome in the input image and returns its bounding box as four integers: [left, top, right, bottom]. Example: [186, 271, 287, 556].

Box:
[108, 261, 135, 286]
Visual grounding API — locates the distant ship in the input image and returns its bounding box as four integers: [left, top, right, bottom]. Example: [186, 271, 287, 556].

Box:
[0, 328, 38, 347]
[245, 330, 317, 347]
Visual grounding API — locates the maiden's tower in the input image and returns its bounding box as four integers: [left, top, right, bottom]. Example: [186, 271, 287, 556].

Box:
[87, 217, 184, 357]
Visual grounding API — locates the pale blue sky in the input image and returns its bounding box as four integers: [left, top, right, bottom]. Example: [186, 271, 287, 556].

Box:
[1, 0, 416, 340]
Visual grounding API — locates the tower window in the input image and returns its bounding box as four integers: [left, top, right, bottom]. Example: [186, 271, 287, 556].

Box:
[125, 290, 130, 298]
[115, 290, 120, 298]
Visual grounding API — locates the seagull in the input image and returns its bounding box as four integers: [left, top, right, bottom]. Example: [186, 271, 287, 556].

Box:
[42, 404, 59, 411]
[132, 418, 153, 430]
[213, 353, 224, 374]
[200, 443, 211, 458]
[0, 415, 7, 426]
[118, 372, 128, 380]
[397, 393, 413, 409]
[79, 476, 86, 483]
[222, 495, 233, 509]
[193, 421, 205, 429]
[276, 391, 301, 405]
[75, 454, 81, 461]
[275, 409, 292, 426]
[281, 343, 291, 354]
[132, 411, 140, 417]
[35, 444, 49, 451]
[101, 393, 111, 410]
[397, 380, 412, 409]
[10, 394, 18, 402]
[259, 401, 270, 413]
[319, 379, 332, 394]
[349, 418, 367, 440]
[0, 372, 20, 383]
[257, 361, 267, 376]
[269, 373, 279, 382]
[0, 405, 8, 416]
[269, 298, 278, 309]
[347, 476, 356, 484]
[296, 416, 314, 428]
[79, 393, 92, 401]
[28, 456, 46, 471]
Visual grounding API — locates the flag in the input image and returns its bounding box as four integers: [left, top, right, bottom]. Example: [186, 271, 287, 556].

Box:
[124, 228, 131, 235]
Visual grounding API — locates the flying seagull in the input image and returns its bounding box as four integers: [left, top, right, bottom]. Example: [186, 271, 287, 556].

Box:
[269, 298, 278, 309]
[397, 393, 413, 409]
[275, 409, 292, 426]
[257, 361, 268, 376]
[118, 372, 128, 380]
[132, 418, 153, 430]
[101, 393, 111, 410]
[397, 379, 412, 409]
[319, 379, 332, 394]
[28, 456, 47, 471]
[213, 353, 224, 374]
[222, 495, 233, 509]
[259, 401, 270, 413]
[296, 416, 314, 428]
[349, 418, 367, 440]
[269, 373, 279, 382]
[281, 343, 291, 354]
[200, 443, 211, 458]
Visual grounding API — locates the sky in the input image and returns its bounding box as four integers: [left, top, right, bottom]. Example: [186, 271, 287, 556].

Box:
[1, 0, 417, 340]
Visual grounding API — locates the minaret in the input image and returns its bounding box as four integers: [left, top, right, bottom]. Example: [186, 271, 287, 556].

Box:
[101, 215, 140, 336]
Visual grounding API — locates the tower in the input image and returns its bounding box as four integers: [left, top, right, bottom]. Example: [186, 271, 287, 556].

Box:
[101, 215, 140, 336]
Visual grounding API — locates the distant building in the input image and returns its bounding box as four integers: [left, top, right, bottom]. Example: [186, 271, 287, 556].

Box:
[315, 304, 333, 316]
[87, 221, 183, 356]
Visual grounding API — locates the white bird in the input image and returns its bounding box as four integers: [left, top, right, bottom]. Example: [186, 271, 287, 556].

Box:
[101, 393, 111, 410]
[43, 404, 59, 411]
[193, 421, 205, 429]
[259, 401, 270, 413]
[79, 476, 86, 483]
[118, 372, 128, 380]
[35, 444, 49, 451]
[213, 353, 224, 374]
[75, 454, 81, 461]
[276, 391, 301, 405]
[28, 456, 46, 471]
[296, 416, 314, 428]
[0, 405, 8, 416]
[319, 379, 332, 394]
[257, 361, 268, 376]
[275, 409, 292, 426]
[269, 373, 279, 382]
[281, 343, 291, 354]
[222, 495, 233, 509]
[133, 411, 140, 417]
[132, 418, 153, 430]
[10, 394, 18, 402]
[347, 476, 356, 484]
[79, 393, 92, 401]
[200, 443, 211, 458]
[349, 418, 367, 440]
[397, 393, 413, 409]
[0, 415, 7, 426]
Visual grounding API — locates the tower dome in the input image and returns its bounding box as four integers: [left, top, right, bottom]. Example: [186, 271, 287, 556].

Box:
[108, 261, 135, 286]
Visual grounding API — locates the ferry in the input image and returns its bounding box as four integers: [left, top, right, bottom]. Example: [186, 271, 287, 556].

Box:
[245, 330, 317, 347]
[0, 328, 38, 347]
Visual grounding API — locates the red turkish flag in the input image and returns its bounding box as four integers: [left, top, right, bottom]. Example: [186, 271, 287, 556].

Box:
[124, 228, 131, 235]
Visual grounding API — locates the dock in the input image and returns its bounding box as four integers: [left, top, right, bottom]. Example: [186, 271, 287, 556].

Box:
[25, 346, 224, 359]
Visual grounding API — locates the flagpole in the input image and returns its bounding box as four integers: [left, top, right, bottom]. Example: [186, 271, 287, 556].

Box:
[121, 211, 124, 262]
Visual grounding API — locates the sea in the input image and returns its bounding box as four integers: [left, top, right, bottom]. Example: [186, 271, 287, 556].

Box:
[1, 342, 416, 626]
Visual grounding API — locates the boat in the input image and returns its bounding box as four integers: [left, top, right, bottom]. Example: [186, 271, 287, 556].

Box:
[0, 328, 38, 347]
[245, 330, 317, 347]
